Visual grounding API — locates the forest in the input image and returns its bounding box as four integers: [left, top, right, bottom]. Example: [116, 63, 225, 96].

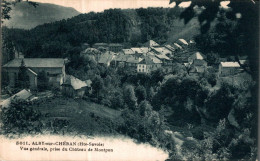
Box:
[2, 7, 186, 59]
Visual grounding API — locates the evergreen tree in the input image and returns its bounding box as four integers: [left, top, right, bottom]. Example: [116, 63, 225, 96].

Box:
[15, 59, 30, 89]
[37, 71, 49, 92]
[123, 85, 137, 110]
[135, 85, 147, 103]
[139, 100, 152, 117]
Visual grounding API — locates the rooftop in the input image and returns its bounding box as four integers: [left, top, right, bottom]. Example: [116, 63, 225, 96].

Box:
[144, 40, 160, 47]
[131, 48, 143, 54]
[109, 43, 123, 47]
[152, 47, 172, 55]
[174, 43, 183, 49]
[126, 56, 143, 64]
[178, 39, 189, 45]
[164, 44, 175, 51]
[3, 58, 65, 68]
[139, 56, 162, 64]
[98, 51, 115, 64]
[93, 43, 108, 46]
[63, 75, 91, 90]
[189, 52, 204, 60]
[122, 49, 135, 55]
[155, 54, 171, 60]
[221, 62, 241, 67]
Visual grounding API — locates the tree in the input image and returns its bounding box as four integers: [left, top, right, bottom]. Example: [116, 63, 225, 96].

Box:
[15, 59, 30, 89]
[135, 85, 147, 103]
[1, 0, 38, 21]
[0, 99, 43, 134]
[123, 85, 137, 110]
[110, 91, 124, 109]
[92, 75, 104, 98]
[205, 82, 235, 122]
[206, 52, 220, 66]
[150, 68, 166, 85]
[37, 71, 49, 92]
[139, 100, 153, 117]
[147, 87, 155, 102]
[169, 0, 259, 80]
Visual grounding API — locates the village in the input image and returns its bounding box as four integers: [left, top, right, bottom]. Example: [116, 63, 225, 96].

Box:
[1, 38, 248, 106]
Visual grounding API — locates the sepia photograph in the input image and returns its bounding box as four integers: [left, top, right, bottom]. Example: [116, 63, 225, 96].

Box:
[0, 0, 259, 160]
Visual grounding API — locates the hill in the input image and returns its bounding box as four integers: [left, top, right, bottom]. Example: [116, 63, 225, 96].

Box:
[3, 7, 201, 58]
[2, 2, 80, 29]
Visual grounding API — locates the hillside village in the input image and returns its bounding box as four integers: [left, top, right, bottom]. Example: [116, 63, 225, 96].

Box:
[1, 38, 248, 108]
[92, 39, 248, 76]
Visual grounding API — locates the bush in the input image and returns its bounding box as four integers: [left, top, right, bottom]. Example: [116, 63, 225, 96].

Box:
[0, 99, 43, 134]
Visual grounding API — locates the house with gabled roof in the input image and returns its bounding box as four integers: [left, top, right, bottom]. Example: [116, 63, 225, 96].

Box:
[80, 48, 102, 61]
[219, 62, 242, 77]
[178, 39, 189, 46]
[98, 51, 115, 67]
[61, 75, 92, 98]
[0, 89, 33, 108]
[188, 52, 207, 66]
[125, 55, 143, 69]
[3, 58, 66, 89]
[137, 56, 162, 73]
[112, 54, 131, 67]
[144, 40, 160, 47]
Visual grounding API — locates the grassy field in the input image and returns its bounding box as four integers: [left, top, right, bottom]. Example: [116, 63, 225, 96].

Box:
[33, 96, 123, 136]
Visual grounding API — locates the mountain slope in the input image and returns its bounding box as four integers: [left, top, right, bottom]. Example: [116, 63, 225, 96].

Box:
[3, 2, 80, 29]
[3, 7, 202, 58]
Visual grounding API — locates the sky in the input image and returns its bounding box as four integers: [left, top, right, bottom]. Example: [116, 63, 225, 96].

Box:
[31, 0, 229, 14]
[30, 0, 186, 13]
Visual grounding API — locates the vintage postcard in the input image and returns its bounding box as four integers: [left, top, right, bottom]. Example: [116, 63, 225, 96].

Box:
[0, 0, 259, 160]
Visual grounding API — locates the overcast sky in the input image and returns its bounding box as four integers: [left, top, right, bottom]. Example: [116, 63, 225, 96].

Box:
[31, 0, 192, 13]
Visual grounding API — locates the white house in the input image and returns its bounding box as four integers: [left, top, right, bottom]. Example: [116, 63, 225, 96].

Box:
[137, 56, 162, 73]
[219, 62, 241, 77]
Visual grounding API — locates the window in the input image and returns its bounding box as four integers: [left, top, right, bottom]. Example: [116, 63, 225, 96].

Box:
[139, 69, 141, 72]
[142, 69, 144, 72]
[143, 65, 144, 68]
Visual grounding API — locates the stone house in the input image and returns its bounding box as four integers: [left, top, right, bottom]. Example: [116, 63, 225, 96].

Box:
[2, 58, 65, 89]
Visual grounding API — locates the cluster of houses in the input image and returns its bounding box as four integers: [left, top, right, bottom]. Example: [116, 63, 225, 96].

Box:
[92, 40, 184, 73]
[89, 39, 246, 76]
[2, 39, 247, 100]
